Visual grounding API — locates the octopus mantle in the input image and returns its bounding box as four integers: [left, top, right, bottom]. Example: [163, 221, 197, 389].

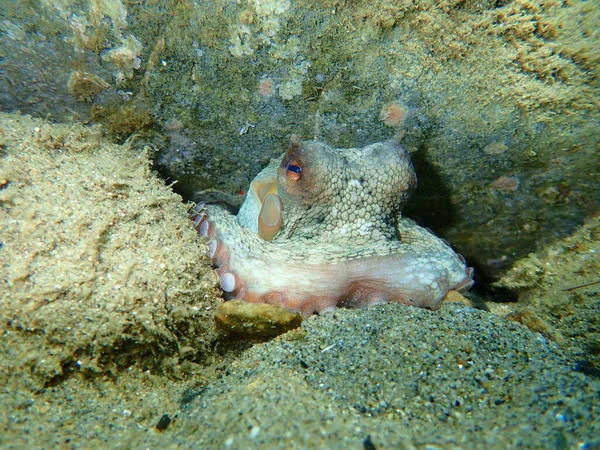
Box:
[192, 136, 474, 316]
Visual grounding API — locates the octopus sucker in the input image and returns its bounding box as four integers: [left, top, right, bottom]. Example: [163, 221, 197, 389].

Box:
[219, 272, 236, 293]
[193, 136, 474, 316]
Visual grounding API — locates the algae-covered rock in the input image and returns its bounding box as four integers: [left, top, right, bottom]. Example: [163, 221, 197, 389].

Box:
[0, 112, 221, 394]
[215, 299, 303, 337]
[494, 215, 600, 367]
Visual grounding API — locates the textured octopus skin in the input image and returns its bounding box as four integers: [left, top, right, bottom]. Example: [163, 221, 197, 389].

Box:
[192, 136, 474, 316]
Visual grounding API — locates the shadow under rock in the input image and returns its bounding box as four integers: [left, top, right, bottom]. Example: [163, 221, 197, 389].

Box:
[403, 142, 497, 300]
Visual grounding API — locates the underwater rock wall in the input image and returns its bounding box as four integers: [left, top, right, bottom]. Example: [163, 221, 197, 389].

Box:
[1, 0, 598, 279]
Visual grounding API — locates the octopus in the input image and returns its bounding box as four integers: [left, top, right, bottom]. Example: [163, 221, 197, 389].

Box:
[192, 136, 474, 317]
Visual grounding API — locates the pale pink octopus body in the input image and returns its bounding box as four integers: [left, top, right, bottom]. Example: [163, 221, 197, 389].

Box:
[192, 136, 474, 316]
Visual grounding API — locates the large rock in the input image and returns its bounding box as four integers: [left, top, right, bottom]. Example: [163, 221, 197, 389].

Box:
[0, 112, 221, 395]
[494, 216, 600, 367]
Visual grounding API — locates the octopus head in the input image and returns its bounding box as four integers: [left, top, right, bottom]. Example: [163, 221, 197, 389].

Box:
[243, 135, 417, 243]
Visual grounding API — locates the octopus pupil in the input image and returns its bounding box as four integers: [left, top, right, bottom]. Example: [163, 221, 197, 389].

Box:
[287, 163, 302, 174]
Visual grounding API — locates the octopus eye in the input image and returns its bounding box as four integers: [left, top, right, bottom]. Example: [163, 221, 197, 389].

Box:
[285, 160, 303, 181]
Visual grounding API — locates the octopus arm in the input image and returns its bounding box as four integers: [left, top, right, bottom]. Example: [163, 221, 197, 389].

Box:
[197, 205, 473, 316]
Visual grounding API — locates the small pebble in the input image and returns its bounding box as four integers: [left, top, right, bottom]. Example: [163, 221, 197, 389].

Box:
[155, 414, 171, 431]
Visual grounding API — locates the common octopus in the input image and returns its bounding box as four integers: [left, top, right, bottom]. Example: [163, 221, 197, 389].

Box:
[191, 136, 474, 317]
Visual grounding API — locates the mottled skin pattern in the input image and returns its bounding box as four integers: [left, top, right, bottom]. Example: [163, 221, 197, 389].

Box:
[192, 136, 474, 316]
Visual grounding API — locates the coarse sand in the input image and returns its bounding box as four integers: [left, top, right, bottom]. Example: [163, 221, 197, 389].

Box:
[166, 303, 599, 449]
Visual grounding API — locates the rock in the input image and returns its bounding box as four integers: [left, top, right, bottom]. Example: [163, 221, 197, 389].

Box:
[215, 299, 304, 337]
